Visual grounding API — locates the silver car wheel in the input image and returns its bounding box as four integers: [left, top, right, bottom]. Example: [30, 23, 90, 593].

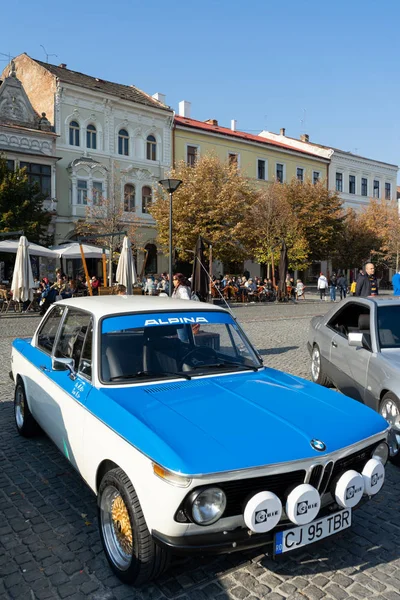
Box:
[100, 485, 133, 571]
[381, 398, 400, 430]
[15, 386, 25, 429]
[311, 348, 321, 381]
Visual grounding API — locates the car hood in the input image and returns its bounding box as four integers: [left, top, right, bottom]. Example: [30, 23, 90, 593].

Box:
[94, 368, 387, 475]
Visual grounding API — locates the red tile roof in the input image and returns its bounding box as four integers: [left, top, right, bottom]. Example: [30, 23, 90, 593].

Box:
[174, 116, 326, 159]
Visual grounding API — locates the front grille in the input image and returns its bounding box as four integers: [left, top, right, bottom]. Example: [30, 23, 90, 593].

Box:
[309, 464, 323, 488]
[330, 442, 378, 484]
[319, 461, 334, 495]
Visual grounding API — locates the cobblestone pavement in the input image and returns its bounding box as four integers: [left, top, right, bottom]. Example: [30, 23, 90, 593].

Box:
[1, 303, 400, 600]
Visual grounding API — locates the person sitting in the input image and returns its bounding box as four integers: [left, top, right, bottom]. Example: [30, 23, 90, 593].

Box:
[144, 275, 156, 295]
[91, 275, 100, 296]
[116, 284, 127, 295]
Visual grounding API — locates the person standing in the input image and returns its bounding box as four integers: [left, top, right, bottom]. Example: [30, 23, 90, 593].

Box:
[317, 272, 328, 301]
[329, 273, 337, 302]
[392, 270, 400, 295]
[172, 273, 191, 300]
[355, 263, 378, 297]
[337, 273, 348, 300]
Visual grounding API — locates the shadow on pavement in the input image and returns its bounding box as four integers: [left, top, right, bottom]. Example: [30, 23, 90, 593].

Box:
[258, 346, 299, 355]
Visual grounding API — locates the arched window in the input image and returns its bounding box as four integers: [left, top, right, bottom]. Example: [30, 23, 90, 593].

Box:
[69, 121, 80, 146]
[145, 243, 157, 274]
[124, 184, 135, 212]
[86, 124, 97, 149]
[146, 135, 157, 161]
[118, 129, 129, 156]
[142, 186, 152, 214]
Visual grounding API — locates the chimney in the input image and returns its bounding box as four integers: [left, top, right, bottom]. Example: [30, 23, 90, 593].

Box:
[152, 92, 166, 104]
[59, 63, 67, 69]
[280, 127, 286, 136]
[204, 119, 218, 126]
[300, 133, 309, 142]
[178, 100, 191, 118]
[231, 119, 237, 131]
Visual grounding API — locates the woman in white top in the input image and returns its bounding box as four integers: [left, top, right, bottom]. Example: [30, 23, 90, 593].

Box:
[171, 273, 191, 300]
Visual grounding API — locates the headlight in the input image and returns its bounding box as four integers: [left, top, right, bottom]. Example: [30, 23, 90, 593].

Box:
[190, 487, 227, 525]
[372, 442, 389, 465]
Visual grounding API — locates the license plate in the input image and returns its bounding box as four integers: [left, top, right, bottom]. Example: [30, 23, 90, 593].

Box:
[274, 509, 351, 555]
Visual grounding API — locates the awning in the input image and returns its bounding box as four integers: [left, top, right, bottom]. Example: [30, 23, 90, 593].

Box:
[0, 239, 57, 258]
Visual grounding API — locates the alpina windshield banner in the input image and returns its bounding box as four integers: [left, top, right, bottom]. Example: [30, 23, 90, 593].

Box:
[102, 311, 234, 333]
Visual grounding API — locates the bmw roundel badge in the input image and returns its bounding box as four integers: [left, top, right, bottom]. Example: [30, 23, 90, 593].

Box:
[311, 439, 326, 452]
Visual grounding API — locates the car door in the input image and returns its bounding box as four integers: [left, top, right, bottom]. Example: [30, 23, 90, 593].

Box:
[45, 308, 94, 471]
[327, 302, 372, 402]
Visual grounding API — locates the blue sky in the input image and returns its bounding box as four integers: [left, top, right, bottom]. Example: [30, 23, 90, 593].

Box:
[2, 0, 399, 174]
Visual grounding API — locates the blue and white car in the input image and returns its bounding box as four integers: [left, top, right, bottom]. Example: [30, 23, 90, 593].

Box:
[11, 296, 389, 585]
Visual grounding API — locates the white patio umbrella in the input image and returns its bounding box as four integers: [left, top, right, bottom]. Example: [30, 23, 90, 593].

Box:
[0, 239, 57, 258]
[51, 243, 110, 259]
[10, 236, 35, 303]
[115, 236, 137, 295]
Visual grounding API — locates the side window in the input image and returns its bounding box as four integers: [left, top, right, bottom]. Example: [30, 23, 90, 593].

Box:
[79, 320, 93, 379]
[36, 306, 65, 353]
[54, 309, 91, 370]
[327, 303, 370, 338]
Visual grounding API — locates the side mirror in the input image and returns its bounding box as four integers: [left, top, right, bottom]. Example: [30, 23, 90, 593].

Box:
[348, 332, 363, 347]
[52, 357, 76, 379]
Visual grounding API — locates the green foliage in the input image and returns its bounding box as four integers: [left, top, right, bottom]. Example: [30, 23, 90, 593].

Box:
[0, 156, 52, 244]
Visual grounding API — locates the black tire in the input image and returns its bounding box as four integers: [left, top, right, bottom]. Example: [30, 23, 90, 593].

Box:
[379, 392, 400, 466]
[311, 344, 331, 387]
[98, 467, 170, 585]
[14, 379, 40, 437]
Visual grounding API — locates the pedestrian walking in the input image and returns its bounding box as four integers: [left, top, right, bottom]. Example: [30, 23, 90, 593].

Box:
[337, 274, 348, 300]
[392, 270, 400, 296]
[355, 263, 378, 297]
[329, 273, 337, 302]
[317, 272, 328, 301]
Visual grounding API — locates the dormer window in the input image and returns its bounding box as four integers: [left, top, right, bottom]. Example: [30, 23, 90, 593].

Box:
[146, 135, 157, 161]
[69, 121, 80, 146]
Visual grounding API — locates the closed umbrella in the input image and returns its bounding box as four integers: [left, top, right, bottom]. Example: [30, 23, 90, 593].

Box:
[191, 236, 209, 302]
[11, 236, 34, 303]
[278, 240, 288, 299]
[116, 236, 137, 295]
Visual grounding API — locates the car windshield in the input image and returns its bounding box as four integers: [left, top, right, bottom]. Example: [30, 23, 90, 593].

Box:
[377, 305, 400, 348]
[100, 311, 262, 383]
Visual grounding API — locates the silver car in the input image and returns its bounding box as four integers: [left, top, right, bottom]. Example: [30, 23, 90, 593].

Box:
[308, 296, 400, 463]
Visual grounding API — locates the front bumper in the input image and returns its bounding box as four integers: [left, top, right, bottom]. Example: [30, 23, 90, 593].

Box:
[153, 500, 367, 555]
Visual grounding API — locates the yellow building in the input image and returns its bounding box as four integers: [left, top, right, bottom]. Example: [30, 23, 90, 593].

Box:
[174, 111, 329, 187]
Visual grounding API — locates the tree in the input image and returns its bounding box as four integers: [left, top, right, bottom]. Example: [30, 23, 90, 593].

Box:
[0, 156, 52, 243]
[331, 208, 380, 271]
[243, 182, 309, 272]
[150, 154, 255, 264]
[285, 179, 344, 262]
[360, 198, 400, 269]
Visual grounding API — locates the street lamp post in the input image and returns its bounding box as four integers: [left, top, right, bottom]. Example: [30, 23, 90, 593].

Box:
[158, 178, 182, 296]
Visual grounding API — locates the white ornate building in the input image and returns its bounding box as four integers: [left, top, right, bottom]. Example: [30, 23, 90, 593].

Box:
[259, 130, 398, 209]
[0, 61, 58, 233]
[4, 54, 174, 275]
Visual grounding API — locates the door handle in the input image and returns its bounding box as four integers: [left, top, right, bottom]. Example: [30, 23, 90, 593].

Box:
[40, 365, 50, 372]
[331, 341, 338, 348]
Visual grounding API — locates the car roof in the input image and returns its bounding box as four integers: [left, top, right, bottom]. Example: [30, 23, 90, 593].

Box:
[344, 297, 400, 307]
[55, 295, 230, 319]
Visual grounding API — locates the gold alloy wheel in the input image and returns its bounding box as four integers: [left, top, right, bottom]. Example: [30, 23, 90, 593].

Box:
[111, 494, 133, 555]
[100, 485, 134, 570]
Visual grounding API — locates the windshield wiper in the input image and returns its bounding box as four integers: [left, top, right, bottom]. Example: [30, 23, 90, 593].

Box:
[110, 370, 191, 381]
[187, 361, 260, 372]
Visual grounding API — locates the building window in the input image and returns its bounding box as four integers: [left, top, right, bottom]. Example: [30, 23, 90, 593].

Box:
[124, 184, 135, 212]
[118, 129, 129, 156]
[349, 175, 356, 194]
[336, 172, 343, 192]
[313, 171, 320, 185]
[361, 178, 368, 196]
[373, 180, 380, 198]
[69, 121, 80, 146]
[385, 182, 391, 200]
[146, 135, 157, 161]
[276, 163, 284, 183]
[77, 180, 88, 205]
[187, 145, 198, 167]
[257, 159, 266, 180]
[296, 167, 304, 182]
[92, 182, 103, 204]
[86, 124, 97, 149]
[6, 159, 15, 171]
[228, 153, 238, 167]
[142, 186, 152, 213]
[20, 162, 51, 198]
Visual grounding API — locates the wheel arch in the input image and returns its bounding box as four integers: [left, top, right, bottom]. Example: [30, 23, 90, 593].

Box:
[96, 459, 120, 493]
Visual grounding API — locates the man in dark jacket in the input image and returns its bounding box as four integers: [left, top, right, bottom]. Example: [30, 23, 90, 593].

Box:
[356, 263, 378, 297]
